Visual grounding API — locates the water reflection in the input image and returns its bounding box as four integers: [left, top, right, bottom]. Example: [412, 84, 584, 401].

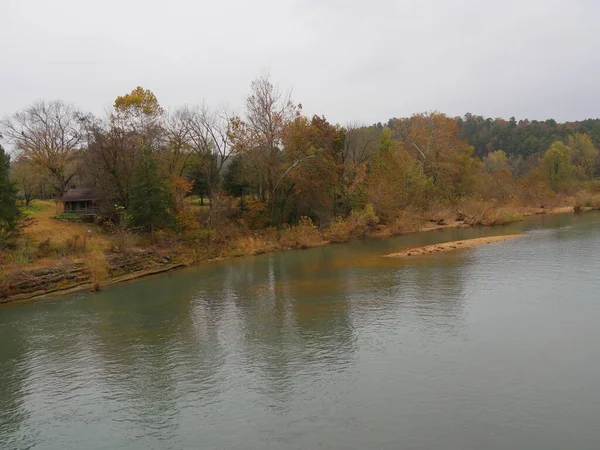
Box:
[2, 212, 600, 449]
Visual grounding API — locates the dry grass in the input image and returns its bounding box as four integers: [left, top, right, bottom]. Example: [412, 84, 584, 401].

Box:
[4, 200, 111, 270]
[455, 199, 525, 226]
[280, 217, 324, 249]
[387, 210, 427, 235]
[86, 250, 109, 292]
[575, 190, 600, 210]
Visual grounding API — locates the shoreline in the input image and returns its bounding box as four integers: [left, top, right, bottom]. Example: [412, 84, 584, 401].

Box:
[0, 205, 586, 305]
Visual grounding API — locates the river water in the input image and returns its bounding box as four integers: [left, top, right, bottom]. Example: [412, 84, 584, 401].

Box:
[2, 212, 600, 450]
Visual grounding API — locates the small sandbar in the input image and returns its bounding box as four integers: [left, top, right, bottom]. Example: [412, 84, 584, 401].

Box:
[384, 234, 523, 258]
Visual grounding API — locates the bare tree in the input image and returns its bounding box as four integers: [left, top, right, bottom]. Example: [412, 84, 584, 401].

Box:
[1, 100, 86, 195]
[173, 104, 233, 197]
[343, 123, 382, 165]
[230, 74, 298, 207]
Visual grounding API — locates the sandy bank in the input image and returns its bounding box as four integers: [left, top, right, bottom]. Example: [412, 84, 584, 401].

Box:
[383, 234, 523, 258]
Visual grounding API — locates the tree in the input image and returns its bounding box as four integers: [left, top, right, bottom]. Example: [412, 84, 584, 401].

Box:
[280, 115, 342, 223]
[483, 150, 510, 174]
[82, 115, 139, 207]
[187, 155, 213, 206]
[567, 133, 598, 179]
[222, 155, 249, 196]
[343, 124, 382, 165]
[129, 146, 174, 236]
[1, 100, 85, 195]
[0, 144, 20, 242]
[393, 113, 478, 200]
[10, 156, 46, 206]
[367, 142, 431, 221]
[543, 141, 575, 192]
[113, 86, 164, 141]
[230, 74, 299, 213]
[82, 87, 164, 207]
[170, 105, 233, 198]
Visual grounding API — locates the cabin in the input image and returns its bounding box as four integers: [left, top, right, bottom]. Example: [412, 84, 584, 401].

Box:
[55, 188, 101, 216]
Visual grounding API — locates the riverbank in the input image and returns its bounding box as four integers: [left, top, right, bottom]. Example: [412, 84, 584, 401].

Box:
[0, 203, 586, 305]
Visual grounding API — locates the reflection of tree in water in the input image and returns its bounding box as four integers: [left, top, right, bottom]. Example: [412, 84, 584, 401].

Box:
[318, 250, 471, 340]
[218, 253, 357, 407]
[0, 235, 473, 444]
[82, 273, 229, 444]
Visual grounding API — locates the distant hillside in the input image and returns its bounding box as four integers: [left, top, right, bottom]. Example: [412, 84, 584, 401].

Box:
[386, 115, 600, 158]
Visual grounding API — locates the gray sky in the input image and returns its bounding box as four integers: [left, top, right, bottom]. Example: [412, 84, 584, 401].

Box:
[1, 0, 599, 124]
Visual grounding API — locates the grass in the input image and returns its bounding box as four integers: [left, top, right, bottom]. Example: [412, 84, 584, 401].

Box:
[4, 200, 112, 270]
[54, 212, 94, 222]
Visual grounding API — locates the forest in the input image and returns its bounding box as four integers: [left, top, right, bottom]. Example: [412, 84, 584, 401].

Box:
[1, 74, 600, 291]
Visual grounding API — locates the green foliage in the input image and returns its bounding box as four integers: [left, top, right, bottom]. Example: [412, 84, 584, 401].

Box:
[543, 141, 575, 192]
[0, 144, 20, 245]
[454, 114, 600, 158]
[129, 146, 175, 232]
[350, 203, 379, 231]
[222, 156, 250, 198]
[53, 213, 92, 222]
[567, 133, 599, 179]
[483, 150, 510, 173]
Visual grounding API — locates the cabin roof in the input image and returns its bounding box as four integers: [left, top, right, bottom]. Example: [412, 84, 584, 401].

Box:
[56, 188, 102, 202]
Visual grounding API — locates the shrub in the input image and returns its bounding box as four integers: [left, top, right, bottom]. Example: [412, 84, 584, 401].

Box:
[325, 217, 353, 243]
[240, 198, 270, 229]
[53, 213, 92, 222]
[456, 198, 523, 226]
[388, 210, 425, 235]
[279, 216, 322, 249]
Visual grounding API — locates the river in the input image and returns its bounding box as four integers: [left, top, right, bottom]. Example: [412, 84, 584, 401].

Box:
[2, 212, 600, 449]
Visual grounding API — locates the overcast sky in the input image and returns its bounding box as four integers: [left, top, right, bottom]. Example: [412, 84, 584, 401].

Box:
[1, 0, 599, 125]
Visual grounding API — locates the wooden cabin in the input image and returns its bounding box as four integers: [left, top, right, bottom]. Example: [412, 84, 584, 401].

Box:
[55, 188, 101, 216]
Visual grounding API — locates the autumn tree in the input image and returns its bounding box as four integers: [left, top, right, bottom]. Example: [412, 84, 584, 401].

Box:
[10, 156, 46, 206]
[567, 133, 598, 179]
[83, 87, 164, 207]
[367, 141, 431, 221]
[113, 86, 164, 143]
[393, 113, 479, 200]
[475, 150, 517, 201]
[543, 141, 575, 192]
[1, 100, 86, 195]
[483, 150, 510, 174]
[280, 115, 341, 223]
[230, 74, 300, 216]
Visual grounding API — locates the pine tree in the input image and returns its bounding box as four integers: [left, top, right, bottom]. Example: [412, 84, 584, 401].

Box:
[128, 146, 174, 236]
[0, 144, 20, 240]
